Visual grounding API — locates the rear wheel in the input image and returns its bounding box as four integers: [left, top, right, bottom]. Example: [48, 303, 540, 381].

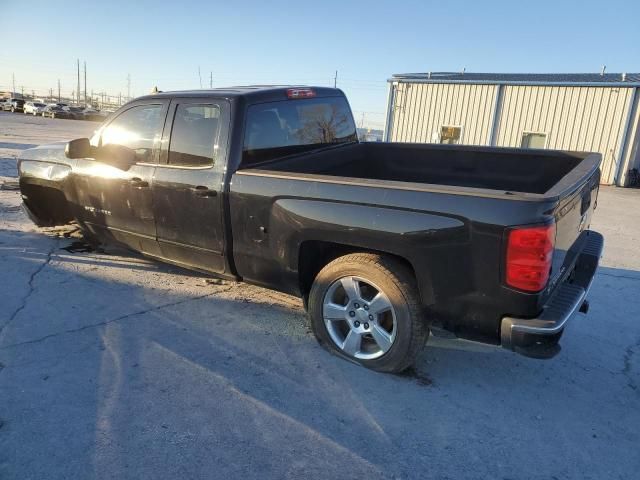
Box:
[308, 253, 429, 373]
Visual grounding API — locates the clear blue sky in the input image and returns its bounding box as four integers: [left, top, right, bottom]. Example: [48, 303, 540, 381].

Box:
[2, 0, 639, 129]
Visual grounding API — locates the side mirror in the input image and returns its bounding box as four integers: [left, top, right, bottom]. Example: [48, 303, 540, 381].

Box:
[65, 138, 91, 158]
[95, 144, 136, 170]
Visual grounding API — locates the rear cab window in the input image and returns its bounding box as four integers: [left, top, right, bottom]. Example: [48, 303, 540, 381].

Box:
[242, 96, 357, 167]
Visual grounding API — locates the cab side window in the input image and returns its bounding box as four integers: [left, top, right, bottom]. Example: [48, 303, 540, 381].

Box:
[168, 104, 221, 167]
[100, 104, 164, 163]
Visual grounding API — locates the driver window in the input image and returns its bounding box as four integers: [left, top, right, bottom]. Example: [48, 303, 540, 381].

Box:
[100, 104, 164, 163]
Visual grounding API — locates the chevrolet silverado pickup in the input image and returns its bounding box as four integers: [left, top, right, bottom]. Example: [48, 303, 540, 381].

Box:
[17, 86, 603, 372]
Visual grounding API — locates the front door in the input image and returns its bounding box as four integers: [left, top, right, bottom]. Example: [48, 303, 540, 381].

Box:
[71, 100, 168, 254]
[152, 98, 229, 272]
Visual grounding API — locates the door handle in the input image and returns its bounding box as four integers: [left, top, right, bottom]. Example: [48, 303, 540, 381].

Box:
[190, 185, 217, 197]
[130, 177, 149, 188]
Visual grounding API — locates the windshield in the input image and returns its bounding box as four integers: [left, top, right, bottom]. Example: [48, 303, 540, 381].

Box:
[242, 96, 357, 167]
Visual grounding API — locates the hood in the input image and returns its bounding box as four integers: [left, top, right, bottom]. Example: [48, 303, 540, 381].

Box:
[18, 142, 73, 166]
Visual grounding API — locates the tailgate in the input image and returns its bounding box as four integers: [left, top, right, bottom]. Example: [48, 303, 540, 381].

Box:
[547, 168, 600, 295]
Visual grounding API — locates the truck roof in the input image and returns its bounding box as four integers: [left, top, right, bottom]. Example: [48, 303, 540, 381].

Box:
[136, 86, 345, 103]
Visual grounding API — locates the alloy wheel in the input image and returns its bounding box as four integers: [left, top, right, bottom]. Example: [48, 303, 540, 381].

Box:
[322, 276, 397, 360]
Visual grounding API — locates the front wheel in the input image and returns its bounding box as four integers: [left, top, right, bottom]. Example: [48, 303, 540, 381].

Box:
[308, 253, 429, 373]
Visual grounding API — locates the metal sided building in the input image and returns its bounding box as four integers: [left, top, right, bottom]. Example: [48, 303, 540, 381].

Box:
[384, 73, 640, 186]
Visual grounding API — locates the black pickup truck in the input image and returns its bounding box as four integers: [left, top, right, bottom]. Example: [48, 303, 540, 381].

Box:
[17, 86, 603, 372]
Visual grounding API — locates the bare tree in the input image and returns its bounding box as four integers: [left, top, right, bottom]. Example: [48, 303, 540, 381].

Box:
[294, 104, 351, 144]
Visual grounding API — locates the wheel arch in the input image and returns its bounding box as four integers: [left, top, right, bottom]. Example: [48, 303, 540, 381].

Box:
[297, 239, 433, 308]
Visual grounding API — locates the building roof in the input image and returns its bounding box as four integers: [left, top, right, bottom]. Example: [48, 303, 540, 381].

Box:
[390, 72, 640, 86]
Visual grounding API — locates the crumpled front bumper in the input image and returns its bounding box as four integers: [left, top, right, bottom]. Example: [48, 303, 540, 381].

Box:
[500, 230, 604, 359]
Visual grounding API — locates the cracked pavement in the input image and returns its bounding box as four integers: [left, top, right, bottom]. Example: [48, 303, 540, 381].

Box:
[1, 112, 639, 479]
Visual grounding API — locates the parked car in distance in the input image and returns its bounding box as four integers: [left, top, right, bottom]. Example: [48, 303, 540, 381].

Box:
[1, 97, 25, 112]
[47, 102, 69, 110]
[67, 106, 87, 120]
[82, 108, 108, 122]
[17, 86, 604, 373]
[24, 101, 47, 115]
[41, 104, 73, 119]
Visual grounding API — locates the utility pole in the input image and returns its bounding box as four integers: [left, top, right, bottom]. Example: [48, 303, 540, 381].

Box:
[20, 85, 24, 97]
[12, 73, 16, 95]
[49, 88, 53, 102]
[77, 58, 80, 105]
[126, 74, 131, 101]
[57, 79, 61, 102]
[198, 66, 202, 88]
[334, 70, 337, 88]
[210, 71, 213, 89]
[84, 61, 87, 106]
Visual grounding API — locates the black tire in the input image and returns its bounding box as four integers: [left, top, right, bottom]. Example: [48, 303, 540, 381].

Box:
[308, 253, 429, 373]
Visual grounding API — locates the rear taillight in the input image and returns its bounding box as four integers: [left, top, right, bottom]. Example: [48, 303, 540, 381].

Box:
[286, 88, 316, 99]
[505, 223, 556, 292]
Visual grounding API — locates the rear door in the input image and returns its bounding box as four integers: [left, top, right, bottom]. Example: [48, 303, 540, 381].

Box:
[71, 100, 168, 254]
[152, 98, 230, 272]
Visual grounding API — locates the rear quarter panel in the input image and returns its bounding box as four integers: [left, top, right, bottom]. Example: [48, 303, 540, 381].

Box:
[229, 171, 558, 342]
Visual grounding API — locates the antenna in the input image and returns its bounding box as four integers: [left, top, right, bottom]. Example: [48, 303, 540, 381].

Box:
[334, 70, 338, 88]
[198, 66, 203, 88]
[209, 71, 213, 89]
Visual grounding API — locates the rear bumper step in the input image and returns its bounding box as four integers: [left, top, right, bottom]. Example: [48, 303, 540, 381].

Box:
[500, 230, 604, 359]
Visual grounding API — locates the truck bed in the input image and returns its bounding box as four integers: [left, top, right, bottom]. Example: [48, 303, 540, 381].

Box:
[241, 142, 592, 196]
